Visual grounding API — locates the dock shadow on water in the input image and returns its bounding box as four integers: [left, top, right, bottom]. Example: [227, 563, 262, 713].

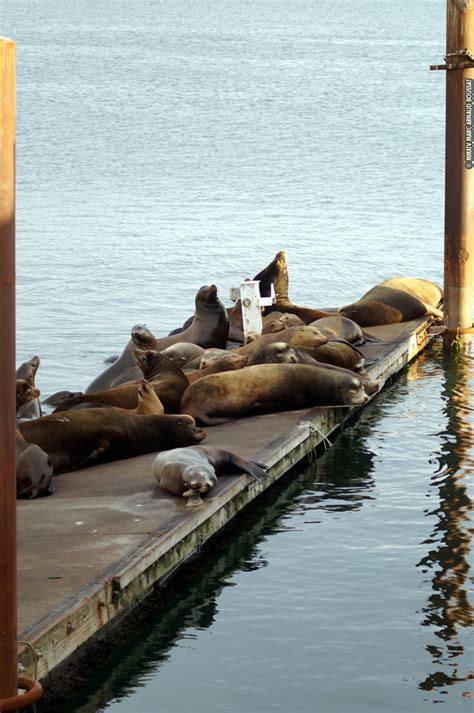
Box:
[41, 342, 473, 713]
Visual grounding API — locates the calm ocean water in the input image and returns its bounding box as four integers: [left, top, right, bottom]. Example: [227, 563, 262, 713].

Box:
[3, 0, 473, 710]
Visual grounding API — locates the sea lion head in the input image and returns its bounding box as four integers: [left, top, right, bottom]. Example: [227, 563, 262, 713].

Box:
[170, 415, 207, 445]
[248, 342, 301, 366]
[131, 324, 156, 350]
[16, 379, 40, 411]
[182, 465, 217, 497]
[339, 375, 369, 406]
[196, 284, 221, 310]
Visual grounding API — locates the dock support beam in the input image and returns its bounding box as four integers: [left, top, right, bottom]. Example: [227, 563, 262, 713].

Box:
[444, 1, 474, 339]
[0, 36, 17, 703]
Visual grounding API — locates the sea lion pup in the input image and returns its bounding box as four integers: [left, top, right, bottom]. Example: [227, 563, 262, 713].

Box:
[16, 355, 43, 420]
[19, 412, 207, 474]
[153, 446, 268, 506]
[246, 343, 379, 395]
[16, 428, 54, 499]
[161, 343, 205, 369]
[185, 353, 249, 384]
[86, 324, 156, 394]
[55, 351, 188, 414]
[180, 364, 369, 425]
[309, 316, 366, 345]
[16, 379, 40, 413]
[339, 277, 443, 327]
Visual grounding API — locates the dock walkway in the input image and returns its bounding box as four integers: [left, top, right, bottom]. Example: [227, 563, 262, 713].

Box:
[17, 317, 433, 681]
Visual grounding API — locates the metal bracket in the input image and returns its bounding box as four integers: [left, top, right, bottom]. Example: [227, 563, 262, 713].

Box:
[431, 48, 474, 71]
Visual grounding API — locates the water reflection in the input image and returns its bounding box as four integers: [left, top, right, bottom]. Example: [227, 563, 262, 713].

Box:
[417, 343, 474, 697]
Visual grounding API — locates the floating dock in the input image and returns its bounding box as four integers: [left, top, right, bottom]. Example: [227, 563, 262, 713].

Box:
[17, 317, 434, 683]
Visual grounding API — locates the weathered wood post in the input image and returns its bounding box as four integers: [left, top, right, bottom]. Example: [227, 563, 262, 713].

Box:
[443, 1, 474, 341]
[0, 36, 18, 703]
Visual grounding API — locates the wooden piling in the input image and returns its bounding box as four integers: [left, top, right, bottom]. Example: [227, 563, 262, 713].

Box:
[443, 1, 474, 337]
[0, 36, 17, 703]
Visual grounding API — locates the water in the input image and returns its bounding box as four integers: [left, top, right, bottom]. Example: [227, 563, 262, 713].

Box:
[3, 0, 473, 711]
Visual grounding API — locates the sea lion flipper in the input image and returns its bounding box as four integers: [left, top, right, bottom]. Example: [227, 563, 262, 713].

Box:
[229, 454, 268, 484]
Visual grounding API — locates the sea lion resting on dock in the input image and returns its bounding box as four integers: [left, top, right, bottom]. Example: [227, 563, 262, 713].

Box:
[86, 284, 229, 393]
[339, 277, 443, 327]
[16, 428, 54, 499]
[54, 351, 188, 414]
[185, 353, 248, 384]
[180, 363, 369, 425]
[16, 355, 42, 420]
[19, 412, 207, 474]
[153, 446, 268, 506]
[246, 342, 379, 395]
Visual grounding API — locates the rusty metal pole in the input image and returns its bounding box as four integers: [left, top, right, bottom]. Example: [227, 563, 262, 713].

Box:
[444, 1, 474, 339]
[0, 36, 17, 702]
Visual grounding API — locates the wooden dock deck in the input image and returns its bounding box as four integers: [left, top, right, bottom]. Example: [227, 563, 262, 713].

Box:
[17, 317, 434, 682]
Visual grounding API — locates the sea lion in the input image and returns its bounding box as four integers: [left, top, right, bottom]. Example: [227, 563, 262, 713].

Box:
[309, 316, 366, 345]
[16, 356, 42, 420]
[185, 353, 248, 384]
[16, 428, 54, 499]
[235, 325, 328, 357]
[262, 312, 305, 334]
[199, 348, 233, 369]
[246, 342, 379, 395]
[339, 277, 443, 327]
[161, 343, 206, 369]
[180, 363, 369, 425]
[85, 286, 229, 393]
[54, 351, 188, 414]
[19, 412, 207, 474]
[295, 340, 366, 371]
[85, 324, 157, 394]
[16, 379, 40, 413]
[153, 445, 268, 506]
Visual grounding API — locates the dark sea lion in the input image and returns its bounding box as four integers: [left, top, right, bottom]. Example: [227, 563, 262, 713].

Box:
[309, 316, 366, 345]
[247, 342, 379, 395]
[16, 428, 54, 499]
[16, 356, 42, 420]
[153, 445, 268, 506]
[339, 277, 443, 327]
[185, 353, 248, 384]
[19, 412, 207, 474]
[86, 324, 157, 394]
[296, 341, 365, 372]
[55, 351, 188, 414]
[16, 379, 40, 413]
[180, 363, 369, 425]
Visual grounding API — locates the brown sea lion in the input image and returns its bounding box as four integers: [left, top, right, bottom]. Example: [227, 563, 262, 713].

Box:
[235, 325, 328, 357]
[262, 312, 305, 334]
[55, 351, 188, 413]
[152, 445, 267, 506]
[199, 348, 233, 369]
[246, 342, 379, 395]
[19, 412, 207, 474]
[309, 316, 366, 345]
[180, 364, 369, 425]
[339, 278, 443, 327]
[85, 285, 229, 393]
[16, 379, 40, 413]
[16, 428, 54, 499]
[185, 353, 248, 384]
[16, 356, 42, 420]
[296, 341, 365, 372]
